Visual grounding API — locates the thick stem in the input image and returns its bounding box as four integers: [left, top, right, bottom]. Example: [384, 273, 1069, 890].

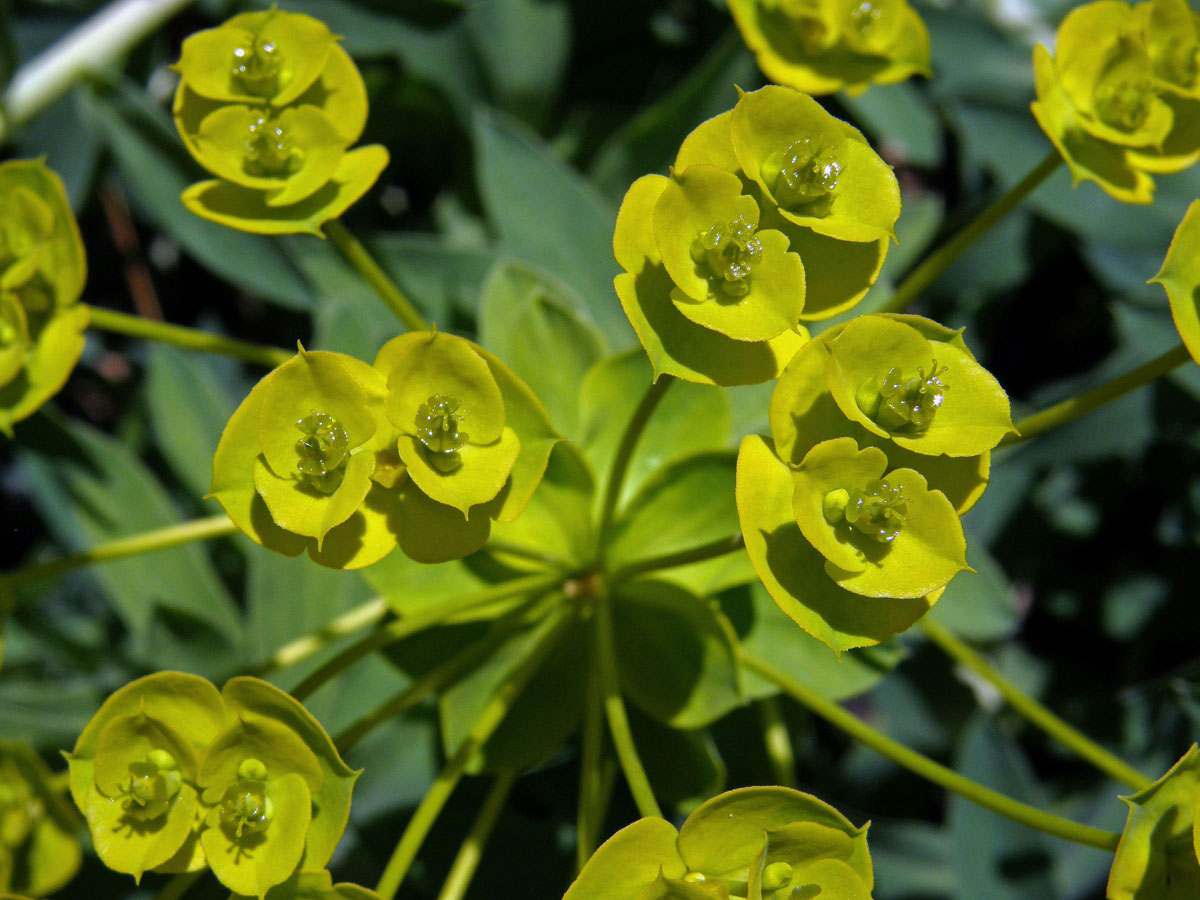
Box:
[595, 593, 662, 819]
[746, 655, 1121, 852]
[86, 305, 292, 368]
[322, 219, 428, 332]
[882, 151, 1062, 314]
[247, 598, 389, 677]
[610, 533, 745, 584]
[373, 612, 573, 900]
[0, 0, 195, 142]
[919, 618, 1152, 790]
[289, 571, 563, 702]
[757, 696, 798, 790]
[1000, 343, 1193, 447]
[598, 375, 675, 541]
[1, 515, 236, 591]
[434, 770, 518, 900]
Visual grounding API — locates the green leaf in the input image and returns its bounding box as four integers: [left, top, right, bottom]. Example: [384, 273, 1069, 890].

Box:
[17, 413, 243, 662]
[612, 580, 741, 729]
[479, 259, 608, 438]
[629, 710, 726, 811]
[473, 107, 633, 348]
[464, 0, 569, 121]
[578, 350, 731, 513]
[924, 539, 1018, 641]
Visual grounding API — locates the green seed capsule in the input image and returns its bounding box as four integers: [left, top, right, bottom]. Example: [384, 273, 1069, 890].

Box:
[844, 477, 907, 543]
[761, 861, 794, 892]
[692, 214, 763, 298]
[231, 36, 282, 97]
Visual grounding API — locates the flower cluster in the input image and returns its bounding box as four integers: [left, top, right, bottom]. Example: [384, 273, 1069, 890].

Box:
[172, 9, 388, 234]
[65, 672, 357, 898]
[614, 84, 900, 386]
[1032, 0, 1200, 203]
[0, 160, 88, 436]
[210, 330, 559, 567]
[0, 741, 81, 897]
[1108, 744, 1200, 899]
[563, 786, 876, 900]
[727, 0, 931, 96]
[737, 314, 1014, 653]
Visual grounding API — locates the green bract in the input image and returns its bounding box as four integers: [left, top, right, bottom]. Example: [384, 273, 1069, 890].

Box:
[1032, 0, 1200, 204]
[211, 346, 397, 569]
[728, 0, 931, 96]
[0, 741, 81, 897]
[563, 786, 873, 900]
[0, 159, 88, 436]
[1152, 197, 1200, 362]
[212, 334, 558, 566]
[234, 870, 385, 900]
[173, 9, 387, 234]
[1108, 744, 1200, 898]
[65, 672, 356, 898]
[614, 86, 899, 385]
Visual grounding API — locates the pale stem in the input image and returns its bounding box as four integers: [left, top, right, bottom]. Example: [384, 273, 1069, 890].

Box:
[248, 598, 389, 676]
[289, 571, 564, 701]
[610, 533, 745, 584]
[882, 151, 1062, 314]
[0, 515, 237, 591]
[434, 769, 519, 900]
[322, 219, 429, 332]
[86, 305, 292, 368]
[757, 695, 798, 790]
[595, 592, 662, 819]
[919, 617, 1152, 791]
[746, 655, 1122, 852]
[1000, 343, 1193, 446]
[0, 0, 195, 143]
[598, 375, 675, 542]
[373, 612, 574, 900]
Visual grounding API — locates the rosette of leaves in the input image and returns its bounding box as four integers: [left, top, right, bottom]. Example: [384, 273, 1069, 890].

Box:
[1031, 0, 1200, 204]
[563, 786, 875, 900]
[172, 9, 388, 234]
[727, 0, 931, 96]
[0, 159, 88, 436]
[0, 741, 81, 897]
[374, 329, 560, 563]
[210, 346, 399, 569]
[738, 315, 1013, 652]
[1152, 197, 1200, 363]
[65, 673, 356, 897]
[1107, 744, 1200, 898]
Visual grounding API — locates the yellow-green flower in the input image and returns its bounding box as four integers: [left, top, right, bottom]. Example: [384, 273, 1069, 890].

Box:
[728, 0, 931, 96]
[1032, 0, 1200, 203]
[173, 9, 387, 234]
[0, 160, 88, 437]
[0, 742, 81, 897]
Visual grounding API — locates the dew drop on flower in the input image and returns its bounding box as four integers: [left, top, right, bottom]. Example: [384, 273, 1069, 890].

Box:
[872, 360, 947, 431]
[415, 394, 467, 473]
[768, 137, 841, 213]
[691, 214, 763, 298]
[231, 35, 282, 97]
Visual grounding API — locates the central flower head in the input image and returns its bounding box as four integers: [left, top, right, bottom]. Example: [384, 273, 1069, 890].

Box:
[774, 136, 842, 208]
[1093, 46, 1156, 132]
[415, 393, 469, 459]
[218, 759, 273, 840]
[231, 35, 281, 97]
[873, 360, 948, 431]
[293, 410, 350, 492]
[694, 214, 764, 297]
[243, 112, 303, 177]
[118, 748, 182, 821]
[842, 477, 908, 543]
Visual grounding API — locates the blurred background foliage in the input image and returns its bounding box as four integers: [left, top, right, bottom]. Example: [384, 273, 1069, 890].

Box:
[1, 0, 1199, 899]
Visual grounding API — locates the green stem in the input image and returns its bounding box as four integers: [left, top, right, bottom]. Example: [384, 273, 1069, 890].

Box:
[746, 655, 1121, 852]
[86, 305, 292, 368]
[334, 595, 557, 752]
[610, 533, 745, 584]
[290, 571, 563, 702]
[1, 515, 237, 591]
[323, 219, 428, 332]
[595, 592, 662, 819]
[483, 539, 571, 570]
[373, 612, 573, 900]
[757, 696, 798, 790]
[919, 618, 1152, 790]
[576, 625, 608, 872]
[598, 375, 675, 541]
[882, 151, 1062, 314]
[1000, 342, 1193, 447]
[247, 598, 389, 677]
[150, 870, 204, 900]
[434, 769, 518, 900]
